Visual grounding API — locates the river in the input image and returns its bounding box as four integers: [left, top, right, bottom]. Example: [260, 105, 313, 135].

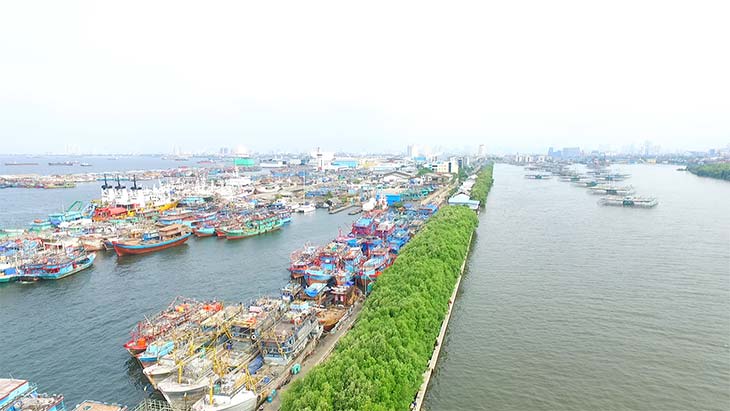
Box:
[424, 164, 730, 411]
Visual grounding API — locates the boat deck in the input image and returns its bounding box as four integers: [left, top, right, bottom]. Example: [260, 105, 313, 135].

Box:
[0, 378, 27, 399]
[73, 401, 127, 411]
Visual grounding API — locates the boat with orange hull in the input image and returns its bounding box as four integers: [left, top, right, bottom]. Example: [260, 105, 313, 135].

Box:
[112, 224, 192, 256]
[317, 306, 348, 332]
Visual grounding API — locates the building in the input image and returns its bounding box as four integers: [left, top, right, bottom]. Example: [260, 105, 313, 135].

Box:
[448, 193, 480, 210]
[331, 158, 359, 169]
[381, 171, 415, 184]
[562, 147, 581, 159]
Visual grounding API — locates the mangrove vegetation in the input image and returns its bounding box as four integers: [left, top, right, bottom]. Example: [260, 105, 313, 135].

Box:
[280, 206, 479, 411]
[687, 163, 730, 181]
[470, 162, 495, 206]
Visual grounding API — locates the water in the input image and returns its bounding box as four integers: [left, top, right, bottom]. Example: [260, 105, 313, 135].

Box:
[0, 155, 205, 176]
[0, 209, 357, 406]
[425, 164, 730, 411]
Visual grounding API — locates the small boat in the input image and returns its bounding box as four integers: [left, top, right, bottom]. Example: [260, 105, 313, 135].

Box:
[524, 174, 551, 179]
[0, 264, 19, 283]
[80, 163, 93, 167]
[296, 203, 316, 213]
[192, 226, 216, 237]
[136, 340, 175, 367]
[112, 224, 192, 256]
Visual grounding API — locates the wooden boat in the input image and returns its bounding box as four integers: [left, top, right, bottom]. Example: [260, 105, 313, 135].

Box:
[317, 306, 348, 332]
[112, 224, 192, 256]
[192, 226, 216, 237]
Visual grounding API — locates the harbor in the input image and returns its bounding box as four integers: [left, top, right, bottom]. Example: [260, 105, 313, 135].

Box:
[0, 154, 476, 410]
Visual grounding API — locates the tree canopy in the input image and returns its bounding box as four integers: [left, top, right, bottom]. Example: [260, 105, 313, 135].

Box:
[470, 163, 494, 206]
[687, 163, 730, 181]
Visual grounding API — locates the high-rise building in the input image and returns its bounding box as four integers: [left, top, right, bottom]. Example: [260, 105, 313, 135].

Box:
[478, 144, 486, 157]
[562, 147, 581, 159]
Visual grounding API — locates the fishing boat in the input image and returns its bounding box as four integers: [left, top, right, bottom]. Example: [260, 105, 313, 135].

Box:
[0, 264, 19, 283]
[192, 226, 216, 237]
[296, 203, 316, 213]
[589, 185, 634, 196]
[157, 357, 214, 410]
[0, 378, 66, 411]
[190, 377, 257, 411]
[17, 251, 96, 281]
[123, 298, 221, 355]
[136, 340, 176, 367]
[29, 219, 53, 232]
[225, 215, 283, 240]
[259, 302, 322, 365]
[317, 306, 348, 332]
[599, 196, 658, 208]
[289, 245, 318, 279]
[112, 224, 192, 256]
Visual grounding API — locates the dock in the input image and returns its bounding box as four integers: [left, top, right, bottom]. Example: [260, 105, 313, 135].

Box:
[328, 203, 358, 214]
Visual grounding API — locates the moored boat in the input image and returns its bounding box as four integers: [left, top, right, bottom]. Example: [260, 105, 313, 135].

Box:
[112, 224, 192, 256]
[17, 251, 96, 281]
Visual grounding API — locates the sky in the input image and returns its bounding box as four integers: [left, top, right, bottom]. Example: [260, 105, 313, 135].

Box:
[0, 0, 728, 154]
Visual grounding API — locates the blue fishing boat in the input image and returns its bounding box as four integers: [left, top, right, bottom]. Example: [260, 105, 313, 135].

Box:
[137, 340, 175, 366]
[29, 219, 53, 232]
[0, 378, 66, 411]
[17, 252, 96, 281]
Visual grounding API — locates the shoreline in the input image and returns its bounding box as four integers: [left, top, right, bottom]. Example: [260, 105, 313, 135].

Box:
[412, 230, 474, 410]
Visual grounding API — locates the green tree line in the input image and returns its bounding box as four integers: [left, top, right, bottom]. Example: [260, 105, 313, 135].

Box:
[470, 163, 494, 206]
[280, 206, 479, 411]
[687, 163, 730, 181]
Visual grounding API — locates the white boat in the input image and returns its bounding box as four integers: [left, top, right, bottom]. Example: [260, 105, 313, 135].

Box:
[598, 196, 658, 208]
[191, 374, 257, 411]
[142, 357, 177, 389]
[157, 357, 213, 410]
[296, 203, 316, 213]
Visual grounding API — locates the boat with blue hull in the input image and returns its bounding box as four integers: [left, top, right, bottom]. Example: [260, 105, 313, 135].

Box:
[0, 378, 66, 411]
[17, 252, 96, 281]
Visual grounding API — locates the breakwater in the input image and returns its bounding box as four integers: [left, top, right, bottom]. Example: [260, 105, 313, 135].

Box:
[280, 206, 480, 410]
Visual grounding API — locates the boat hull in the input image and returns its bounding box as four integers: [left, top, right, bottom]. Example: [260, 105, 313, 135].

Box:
[113, 234, 192, 256]
[38, 253, 96, 280]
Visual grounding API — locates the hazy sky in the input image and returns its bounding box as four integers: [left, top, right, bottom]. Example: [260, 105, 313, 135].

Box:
[1, 1, 728, 154]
